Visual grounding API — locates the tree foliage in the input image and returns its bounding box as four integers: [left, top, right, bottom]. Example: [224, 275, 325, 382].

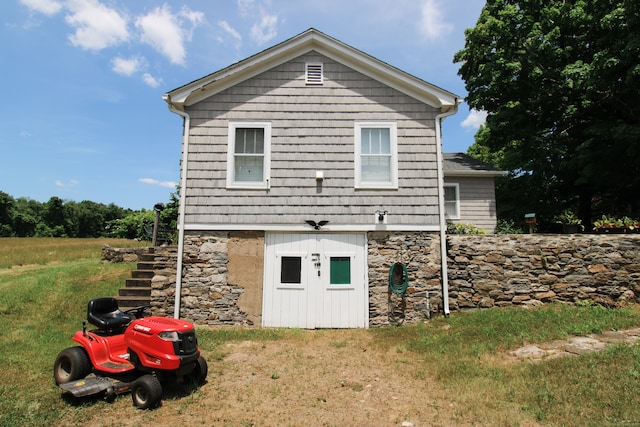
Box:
[455, 0, 640, 227]
[0, 190, 178, 241]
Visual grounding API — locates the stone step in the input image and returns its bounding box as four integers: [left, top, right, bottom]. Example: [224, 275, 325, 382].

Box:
[117, 295, 151, 309]
[131, 270, 154, 279]
[125, 278, 152, 288]
[139, 253, 156, 262]
[136, 261, 168, 271]
[119, 286, 151, 297]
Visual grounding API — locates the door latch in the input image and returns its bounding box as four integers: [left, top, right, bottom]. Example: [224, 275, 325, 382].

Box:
[312, 253, 321, 276]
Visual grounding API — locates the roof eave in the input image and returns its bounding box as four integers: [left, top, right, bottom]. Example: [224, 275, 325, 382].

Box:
[164, 29, 459, 111]
[444, 170, 506, 178]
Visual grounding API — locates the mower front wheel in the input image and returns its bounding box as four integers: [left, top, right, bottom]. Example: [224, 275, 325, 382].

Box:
[188, 356, 208, 385]
[131, 375, 162, 409]
[53, 346, 92, 385]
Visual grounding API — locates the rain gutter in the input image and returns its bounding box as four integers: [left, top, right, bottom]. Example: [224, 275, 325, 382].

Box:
[435, 102, 459, 316]
[163, 95, 190, 319]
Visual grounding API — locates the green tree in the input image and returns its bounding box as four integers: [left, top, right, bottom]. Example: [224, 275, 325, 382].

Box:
[455, 0, 640, 227]
[13, 198, 42, 237]
[0, 191, 14, 236]
[105, 210, 155, 240]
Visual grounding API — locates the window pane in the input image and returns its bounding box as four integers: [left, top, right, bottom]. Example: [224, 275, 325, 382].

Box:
[444, 186, 457, 201]
[361, 129, 372, 154]
[445, 201, 457, 217]
[361, 128, 390, 154]
[235, 128, 264, 154]
[361, 156, 391, 182]
[330, 257, 351, 285]
[281, 257, 301, 284]
[235, 156, 264, 181]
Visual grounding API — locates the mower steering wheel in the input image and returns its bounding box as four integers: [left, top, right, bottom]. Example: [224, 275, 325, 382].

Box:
[124, 305, 152, 319]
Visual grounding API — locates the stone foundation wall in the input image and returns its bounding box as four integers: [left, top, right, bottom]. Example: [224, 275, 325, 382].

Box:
[106, 234, 640, 327]
[368, 232, 442, 326]
[447, 234, 640, 310]
[148, 231, 444, 327]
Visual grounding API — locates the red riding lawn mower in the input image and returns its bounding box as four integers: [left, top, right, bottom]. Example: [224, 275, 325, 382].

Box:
[54, 297, 207, 409]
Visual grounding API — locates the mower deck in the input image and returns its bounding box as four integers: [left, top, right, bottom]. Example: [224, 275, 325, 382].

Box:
[59, 374, 129, 398]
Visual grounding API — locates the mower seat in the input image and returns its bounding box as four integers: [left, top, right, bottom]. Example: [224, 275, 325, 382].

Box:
[87, 297, 131, 335]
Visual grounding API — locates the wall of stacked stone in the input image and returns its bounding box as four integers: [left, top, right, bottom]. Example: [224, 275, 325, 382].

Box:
[368, 232, 442, 326]
[148, 231, 445, 327]
[101, 246, 149, 263]
[446, 234, 640, 310]
[154, 231, 253, 326]
[147, 246, 179, 318]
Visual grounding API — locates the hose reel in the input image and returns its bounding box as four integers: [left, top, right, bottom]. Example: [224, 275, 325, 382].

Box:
[388, 262, 409, 295]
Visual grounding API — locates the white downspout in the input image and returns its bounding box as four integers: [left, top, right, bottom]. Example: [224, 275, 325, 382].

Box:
[435, 102, 458, 316]
[163, 95, 190, 319]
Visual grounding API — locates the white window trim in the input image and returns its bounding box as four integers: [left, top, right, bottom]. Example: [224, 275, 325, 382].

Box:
[444, 183, 460, 219]
[226, 122, 271, 189]
[305, 62, 323, 85]
[354, 121, 398, 189]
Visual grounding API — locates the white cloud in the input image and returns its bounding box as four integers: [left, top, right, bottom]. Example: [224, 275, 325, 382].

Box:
[250, 11, 278, 45]
[20, 0, 62, 15]
[142, 73, 161, 88]
[135, 4, 203, 65]
[418, 0, 453, 41]
[461, 109, 488, 130]
[236, 0, 254, 17]
[139, 178, 177, 188]
[218, 20, 242, 47]
[56, 179, 79, 188]
[111, 56, 143, 76]
[64, 0, 129, 51]
[179, 6, 205, 39]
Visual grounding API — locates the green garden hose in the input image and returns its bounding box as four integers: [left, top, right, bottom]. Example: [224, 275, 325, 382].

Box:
[388, 262, 409, 295]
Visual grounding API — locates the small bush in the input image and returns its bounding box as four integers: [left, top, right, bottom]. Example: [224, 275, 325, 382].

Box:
[495, 219, 525, 234]
[447, 222, 487, 234]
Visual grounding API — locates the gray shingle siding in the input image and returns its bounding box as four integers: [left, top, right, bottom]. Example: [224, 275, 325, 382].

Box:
[182, 52, 441, 228]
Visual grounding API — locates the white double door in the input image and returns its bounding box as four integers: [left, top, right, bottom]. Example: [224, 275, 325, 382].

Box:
[263, 233, 367, 328]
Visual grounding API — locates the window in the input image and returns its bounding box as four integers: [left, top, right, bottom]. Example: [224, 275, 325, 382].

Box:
[329, 257, 351, 285]
[227, 122, 271, 188]
[354, 122, 398, 188]
[280, 256, 302, 284]
[305, 63, 323, 85]
[444, 183, 460, 219]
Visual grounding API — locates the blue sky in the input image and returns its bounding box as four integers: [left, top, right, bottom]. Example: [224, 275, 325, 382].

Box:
[1, 0, 486, 210]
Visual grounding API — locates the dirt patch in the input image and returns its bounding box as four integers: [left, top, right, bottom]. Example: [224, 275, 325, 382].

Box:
[58, 329, 477, 426]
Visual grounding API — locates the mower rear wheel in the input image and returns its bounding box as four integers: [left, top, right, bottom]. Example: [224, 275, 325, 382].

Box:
[53, 346, 92, 385]
[131, 375, 162, 409]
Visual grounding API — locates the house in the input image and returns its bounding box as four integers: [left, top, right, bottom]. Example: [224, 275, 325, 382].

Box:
[162, 28, 485, 328]
[443, 153, 503, 233]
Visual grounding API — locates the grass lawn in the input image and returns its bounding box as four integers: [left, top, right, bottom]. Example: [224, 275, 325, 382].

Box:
[1, 238, 640, 426]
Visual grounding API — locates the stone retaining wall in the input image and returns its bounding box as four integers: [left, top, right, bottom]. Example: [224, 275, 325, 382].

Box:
[104, 234, 640, 327]
[101, 246, 149, 263]
[447, 234, 640, 310]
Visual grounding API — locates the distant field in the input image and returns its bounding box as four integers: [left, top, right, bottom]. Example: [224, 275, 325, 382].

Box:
[0, 237, 144, 269]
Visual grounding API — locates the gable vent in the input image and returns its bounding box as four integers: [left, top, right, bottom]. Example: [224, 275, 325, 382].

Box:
[305, 63, 323, 85]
